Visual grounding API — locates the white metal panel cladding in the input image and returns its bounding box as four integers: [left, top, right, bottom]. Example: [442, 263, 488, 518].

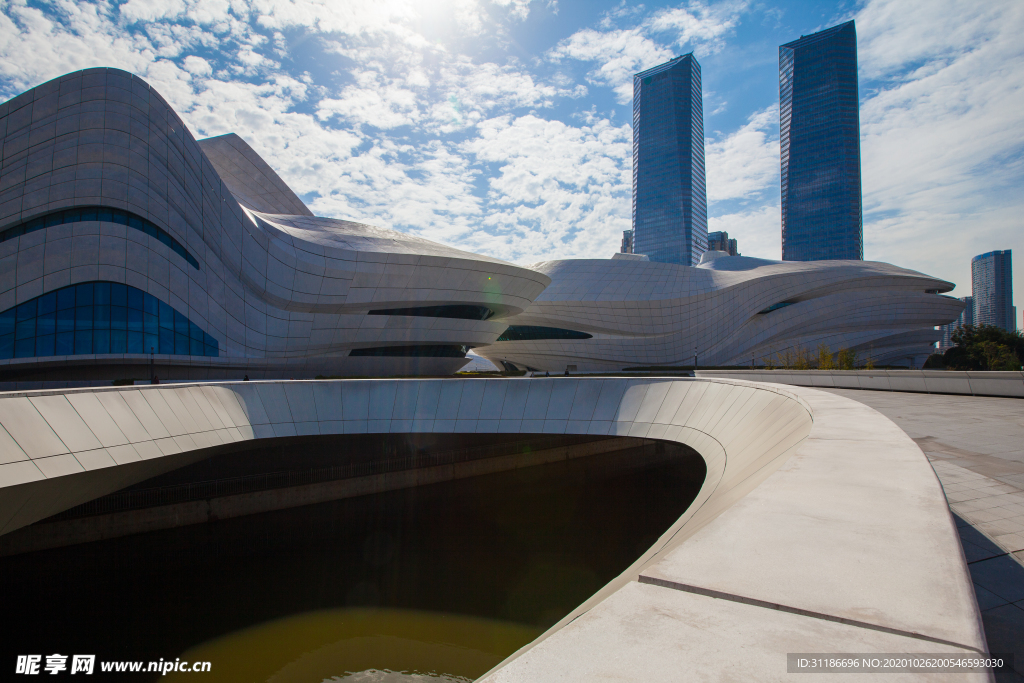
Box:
[0, 69, 549, 378]
[479, 255, 965, 372]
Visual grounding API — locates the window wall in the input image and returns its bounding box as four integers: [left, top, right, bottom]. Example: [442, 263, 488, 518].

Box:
[0, 282, 219, 359]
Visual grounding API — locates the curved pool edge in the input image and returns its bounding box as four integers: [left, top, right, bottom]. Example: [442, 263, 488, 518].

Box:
[0, 378, 987, 680]
[479, 380, 990, 682]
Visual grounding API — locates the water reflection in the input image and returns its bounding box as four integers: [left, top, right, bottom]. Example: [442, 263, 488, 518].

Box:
[1, 438, 705, 682]
[166, 608, 537, 683]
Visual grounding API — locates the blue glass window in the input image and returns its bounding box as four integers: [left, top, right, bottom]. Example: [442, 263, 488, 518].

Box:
[0, 282, 218, 360]
[56, 332, 73, 355]
[36, 334, 55, 357]
[0, 206, 200, 270]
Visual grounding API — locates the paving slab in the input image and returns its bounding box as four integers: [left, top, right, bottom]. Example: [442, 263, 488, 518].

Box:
[822, 388, 1024, 679]
[485, 581, 989, 683]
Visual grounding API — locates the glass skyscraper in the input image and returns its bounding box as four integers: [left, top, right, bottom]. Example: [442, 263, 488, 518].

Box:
[780, 20, 863, 261]
[632, 54, 707, 266]
[972, 250, 1014, 331]
[938, 295, 973, 350]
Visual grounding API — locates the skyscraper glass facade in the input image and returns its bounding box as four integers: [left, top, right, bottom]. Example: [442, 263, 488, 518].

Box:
[938, 295, 973, 349]
[632, 54, 707, 266]
[972, 250, 1014, 331]
[780, 21, 863, 261]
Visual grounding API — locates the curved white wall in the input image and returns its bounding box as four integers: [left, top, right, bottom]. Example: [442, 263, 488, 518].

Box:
[0, 69, 549, 380]
[0, 378, 807, 537]
[0, 377, 987, 679]
[479, 256, 965, 372]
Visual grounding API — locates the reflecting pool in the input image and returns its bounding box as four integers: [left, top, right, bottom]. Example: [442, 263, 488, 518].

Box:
[1, 439, 705, 681]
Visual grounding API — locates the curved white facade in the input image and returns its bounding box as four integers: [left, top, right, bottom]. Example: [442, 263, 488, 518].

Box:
[0, 69, 548, 381]
[0, 68, 964, 381]
[478, 253, 965, 372]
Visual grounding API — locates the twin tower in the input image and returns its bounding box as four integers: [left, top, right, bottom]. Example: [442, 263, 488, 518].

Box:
[631, 20, 862, 265]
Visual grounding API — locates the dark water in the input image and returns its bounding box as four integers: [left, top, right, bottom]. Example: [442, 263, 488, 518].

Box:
[1, 439, 705, 682]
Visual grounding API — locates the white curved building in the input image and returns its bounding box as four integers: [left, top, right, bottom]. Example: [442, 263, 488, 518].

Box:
[477, 251, 965, 372]
[0, 69, 548, 381]
[0, 68, 962, 381]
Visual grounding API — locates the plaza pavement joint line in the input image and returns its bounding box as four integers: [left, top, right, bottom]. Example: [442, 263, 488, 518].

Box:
[637, 575, 985, 653]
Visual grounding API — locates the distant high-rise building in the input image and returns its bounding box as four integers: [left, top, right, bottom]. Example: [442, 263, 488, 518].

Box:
[632, 54, 707, 266]
[621, 229, 634, 254]
[972, 250, 1014, 330]
[707, 230, 738, 256]
[780, 20, 863, 262]
[958, 296, 974, 329]
[938, 295, 973, 350]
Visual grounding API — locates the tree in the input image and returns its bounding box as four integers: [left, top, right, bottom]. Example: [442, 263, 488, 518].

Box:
[837, 348, 858, 370]
[942, 325, 1024, 371]
[816, 343, 835, 369]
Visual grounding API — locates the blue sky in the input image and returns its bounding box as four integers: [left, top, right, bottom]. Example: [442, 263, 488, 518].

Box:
[0, 0, 1021, 318]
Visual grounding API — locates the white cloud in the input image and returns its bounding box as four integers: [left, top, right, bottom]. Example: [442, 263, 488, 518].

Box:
[705, 105, 779, 203]
[0, 2, 156, 90]
[318, 16, 574, 133]
[251, 0, 538, 44]
[317, 71, 421, 129]
[119, 0, 188, 23]
[252, 0, 419, 39]
[0, 0, 275, 97]
[182, 54, 212, 75]
[312, 49, 571, 134]
[855, 0, 1007, 81]
[308, 139, 484, 243]
[490, 0, 537, 22]
[855, 0, 1024, 306]
[709, 204, 780, 260]
[547, 1, 745, 103]
[461, 114, 633, 262]
[647, 1, 745, 54]
[431, 57, 567, 129]
[547, 28, 671, 103]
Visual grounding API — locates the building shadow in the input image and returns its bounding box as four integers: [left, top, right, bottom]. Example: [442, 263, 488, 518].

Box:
[955, 513, 1024, 681]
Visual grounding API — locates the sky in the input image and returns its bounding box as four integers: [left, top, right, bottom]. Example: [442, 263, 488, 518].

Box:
[0, 0, 1020, 318]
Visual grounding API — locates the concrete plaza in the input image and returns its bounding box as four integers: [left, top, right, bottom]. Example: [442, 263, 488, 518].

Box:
[823, 388, 1024, 681]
